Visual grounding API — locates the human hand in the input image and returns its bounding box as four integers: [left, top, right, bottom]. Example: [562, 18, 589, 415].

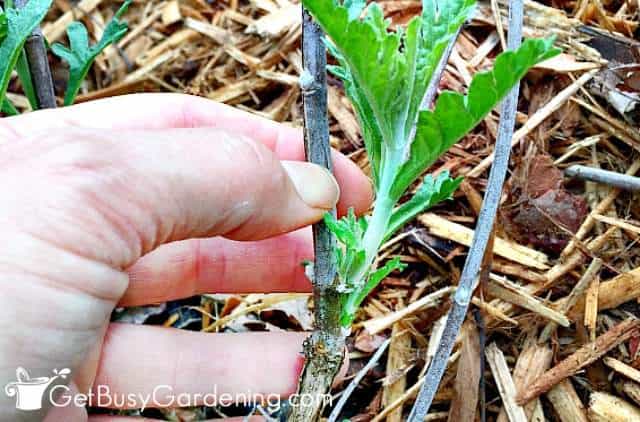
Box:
[0, 94, 372, 421]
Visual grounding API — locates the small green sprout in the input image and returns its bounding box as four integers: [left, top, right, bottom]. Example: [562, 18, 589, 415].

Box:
[52, 0, 132, 105]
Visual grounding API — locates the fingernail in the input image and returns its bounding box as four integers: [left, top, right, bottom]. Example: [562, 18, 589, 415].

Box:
[281, 161, 340, 210]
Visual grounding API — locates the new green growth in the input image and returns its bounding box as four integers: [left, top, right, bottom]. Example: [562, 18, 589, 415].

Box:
[302, 0, 559, 326]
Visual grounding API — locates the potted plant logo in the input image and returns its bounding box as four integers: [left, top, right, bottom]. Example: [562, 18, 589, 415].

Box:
[4, 367, 70, 411]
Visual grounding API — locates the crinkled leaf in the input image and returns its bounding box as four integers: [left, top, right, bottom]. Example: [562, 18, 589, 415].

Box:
[390, 37, 560, 199]
[0, 0, 53, 105]
[324, 208, 364, 249]
[52, 0, 131, 105]
[324, 209, 368, 291]
[384, 171, 462, 242]
[341, 257, 406, 326]
[305, 0, 475, 188]
[404, 1, 476, 146]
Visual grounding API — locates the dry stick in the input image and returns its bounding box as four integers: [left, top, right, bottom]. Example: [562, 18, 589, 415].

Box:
[486, 343, 527, 422]
[538, 258, 602, 343]
[327, 338, 391, 422]
[604, 357, 640, 384]
[565, 165, 640, 191]
[562, 160, 640, 258]
[407, 1, 524, 419]
[14, 0, 56, 109]
[474, 231, 494, 422]
[517, 318, 640, 405]
[547, 380, 588, 422]
[287, 9, 341, 422]
[589, 392, 640, 421]
[474, 309, 487, 422]
[293, 15, 464, 421]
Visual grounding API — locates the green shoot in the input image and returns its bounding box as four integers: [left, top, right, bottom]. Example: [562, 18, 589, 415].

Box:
[1, 97, 18, 116]
[52, 0, 131, 105]
[303, 0, 560, 326]
[0, 0, 53, 106]
[16, 51, 38, 110]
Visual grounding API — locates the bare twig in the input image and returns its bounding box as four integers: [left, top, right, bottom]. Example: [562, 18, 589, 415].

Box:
[565, 165, 640, 191]
[474, 308, 487, 422]
[407, 1, 525, 419]
[287, 8, 343, 422]
[328, 338, 391, 422]
[14, 0, 57, 109]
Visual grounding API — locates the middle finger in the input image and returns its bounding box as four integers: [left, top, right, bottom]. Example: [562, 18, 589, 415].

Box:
[121, 229, 313, 307]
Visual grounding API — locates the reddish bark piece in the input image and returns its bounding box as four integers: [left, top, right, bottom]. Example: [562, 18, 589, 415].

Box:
[502, 155, 588, 254]
[525, 154, 563, 197]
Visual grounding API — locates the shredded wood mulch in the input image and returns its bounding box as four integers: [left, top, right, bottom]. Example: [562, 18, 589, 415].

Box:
[10, 0, 640, 420]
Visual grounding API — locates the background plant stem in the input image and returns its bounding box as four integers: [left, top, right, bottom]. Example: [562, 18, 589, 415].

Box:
[287, 8, 344, 422]
[407, 1, 524, 420]
[14, 0, 56, 109]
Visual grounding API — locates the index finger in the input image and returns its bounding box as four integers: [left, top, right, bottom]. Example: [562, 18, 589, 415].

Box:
[1, 93, 373, 216]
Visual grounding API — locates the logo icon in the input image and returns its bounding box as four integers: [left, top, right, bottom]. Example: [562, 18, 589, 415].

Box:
[4, 367, 70, 411]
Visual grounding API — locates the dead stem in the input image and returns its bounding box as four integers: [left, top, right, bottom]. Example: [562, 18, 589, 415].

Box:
[407, 1, 525, 420]
[15, 0, 56, 109]
[286, 8, 343, 422]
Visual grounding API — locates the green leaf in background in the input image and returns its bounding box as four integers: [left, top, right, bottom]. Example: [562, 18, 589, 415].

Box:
[52, 0, 131, 105]
[0, 0, 53, 106]
[384, 171, 462, 242]
[390, 37, 560, 199]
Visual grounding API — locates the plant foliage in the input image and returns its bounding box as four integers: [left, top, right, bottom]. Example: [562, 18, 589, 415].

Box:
[52, 0, 131, 105]
[0, 0, 52, 106]
[0, 12, 8, 42]
[302, 0, 560, 326]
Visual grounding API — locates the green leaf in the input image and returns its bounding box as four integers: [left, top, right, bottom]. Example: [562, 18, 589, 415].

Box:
[0, 12, 8, 42]
[404, 1, 476, 146]
[305, 0, 475, 188]
[324, 209, 369, 290]
[16, 50, 38, 110]
[0, 0, 53, 106]
[384, 171, 462, 242]
[1, 96, 18, 115]
[390, 37, 560, 199]
[52, 0, 131, 105]
[341, 257, 406, 326]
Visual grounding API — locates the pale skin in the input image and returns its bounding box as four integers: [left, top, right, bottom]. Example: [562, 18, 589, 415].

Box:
[0, 94, 372, 421]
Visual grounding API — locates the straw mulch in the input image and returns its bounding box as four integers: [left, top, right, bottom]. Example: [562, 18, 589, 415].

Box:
[15, 0, 640, 420]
